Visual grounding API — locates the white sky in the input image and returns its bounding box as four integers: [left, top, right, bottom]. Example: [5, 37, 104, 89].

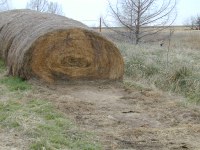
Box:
[8, 0, 200, 26]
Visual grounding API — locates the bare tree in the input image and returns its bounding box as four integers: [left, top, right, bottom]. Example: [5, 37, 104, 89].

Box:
[186, 16, 198, 30]
[26, 0, 48, 12]
[26, 0, 63, 15]
[47, 1, 63, 15]
[196, 15, 200, 30]
[104, 0, 177, 44]
[0, 0, 6, 5]
[0, 0, 9, 11]
[190, 17, 196, 30]
[186, 15, 200, 30]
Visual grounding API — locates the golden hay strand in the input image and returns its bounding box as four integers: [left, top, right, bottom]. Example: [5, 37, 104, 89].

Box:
[0, 9, 124, 83]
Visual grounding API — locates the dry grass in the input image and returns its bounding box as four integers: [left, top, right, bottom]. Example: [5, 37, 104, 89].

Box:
[106, 28, 200, 104]
[171, 30, 200, 50]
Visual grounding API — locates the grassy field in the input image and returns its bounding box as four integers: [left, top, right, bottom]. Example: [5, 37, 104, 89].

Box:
[101, 28, 200, 104]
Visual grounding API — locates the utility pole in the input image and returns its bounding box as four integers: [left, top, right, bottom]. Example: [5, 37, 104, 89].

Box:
[99, 17, 102, 32]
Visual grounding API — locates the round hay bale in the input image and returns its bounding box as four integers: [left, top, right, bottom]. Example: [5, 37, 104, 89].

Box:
[0, 9, 124, 83]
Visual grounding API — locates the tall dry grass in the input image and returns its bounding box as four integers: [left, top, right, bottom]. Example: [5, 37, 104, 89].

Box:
[116, 30, 200, 103]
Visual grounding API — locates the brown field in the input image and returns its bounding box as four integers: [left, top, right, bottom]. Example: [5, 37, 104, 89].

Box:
[95, 26, 200, 49]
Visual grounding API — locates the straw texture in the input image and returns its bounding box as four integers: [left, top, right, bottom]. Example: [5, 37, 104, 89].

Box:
[0, 9, 124, 82]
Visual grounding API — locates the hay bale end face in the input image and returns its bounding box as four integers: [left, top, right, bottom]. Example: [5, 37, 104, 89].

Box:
[0, 9, 124, 82]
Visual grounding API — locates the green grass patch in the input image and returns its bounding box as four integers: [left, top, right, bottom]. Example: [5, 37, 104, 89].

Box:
[0, 58, 31, 91]
[0, 76, 31, 91]
[0, 101, 22, 128]
[0, 99, 101, 150]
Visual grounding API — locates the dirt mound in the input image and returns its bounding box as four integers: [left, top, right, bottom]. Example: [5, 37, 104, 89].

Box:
[0, 9, 124, 83]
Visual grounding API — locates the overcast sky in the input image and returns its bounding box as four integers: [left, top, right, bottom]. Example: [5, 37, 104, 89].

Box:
[8, 0, 200, 26]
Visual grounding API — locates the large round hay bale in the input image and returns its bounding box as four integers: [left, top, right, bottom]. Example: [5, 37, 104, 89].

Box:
[0, 9, 124, 83]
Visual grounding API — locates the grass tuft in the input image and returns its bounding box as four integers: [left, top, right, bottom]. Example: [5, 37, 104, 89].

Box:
[125, 57, 159, 78]
[0, 76, 31, 91]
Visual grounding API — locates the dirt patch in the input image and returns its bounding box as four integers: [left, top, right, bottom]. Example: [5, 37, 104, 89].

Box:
[29, 81, 200, 150]
[0, 128, 29, 150]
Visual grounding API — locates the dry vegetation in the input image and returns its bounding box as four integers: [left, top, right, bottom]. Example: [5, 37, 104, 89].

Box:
[0, 10, 123, 83]
[101, 27, 200, 104]
[0, 26, 200, 150]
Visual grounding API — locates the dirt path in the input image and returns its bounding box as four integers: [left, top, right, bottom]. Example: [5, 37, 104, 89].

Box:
[31, 81, 200, 150]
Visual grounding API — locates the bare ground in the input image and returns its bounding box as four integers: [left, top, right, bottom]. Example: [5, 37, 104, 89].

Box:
[0, 128, 29, 150]
[1, 80, 200, 149]
[28, 80, 200, 150]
